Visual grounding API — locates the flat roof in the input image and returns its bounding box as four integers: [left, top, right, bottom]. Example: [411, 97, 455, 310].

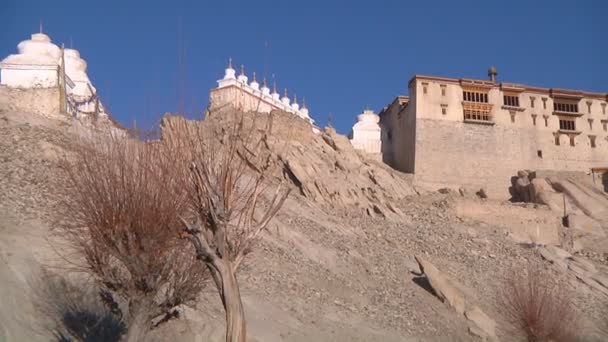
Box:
[408, 74, 607, 101]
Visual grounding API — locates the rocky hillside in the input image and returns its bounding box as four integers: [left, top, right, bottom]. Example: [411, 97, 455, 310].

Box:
[1, 106, 608, 341]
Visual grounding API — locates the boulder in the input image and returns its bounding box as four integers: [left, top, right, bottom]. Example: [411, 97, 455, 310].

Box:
[414, 255, 466, 315]
[465, 305, 497, 340]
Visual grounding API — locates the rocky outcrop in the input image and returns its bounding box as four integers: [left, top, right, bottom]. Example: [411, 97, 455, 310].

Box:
[511, 170, 608, 245]
[162, 110, 417, 219]
[539, 246, 608, 297]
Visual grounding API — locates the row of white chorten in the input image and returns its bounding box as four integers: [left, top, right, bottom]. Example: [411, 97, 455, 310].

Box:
[216, 59, 312, 122]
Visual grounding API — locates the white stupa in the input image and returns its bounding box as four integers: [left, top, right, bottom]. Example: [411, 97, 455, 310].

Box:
[64, 48, 95, 97]
[1, 31, 109, 120]
[350, 108, 382, 155]
[1, 33, 62, 88]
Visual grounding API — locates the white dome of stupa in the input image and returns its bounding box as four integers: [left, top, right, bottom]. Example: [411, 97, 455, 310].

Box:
[64, 48, 96, 96]
[2, 33, 61, 65]
[355, 109, 380, 126]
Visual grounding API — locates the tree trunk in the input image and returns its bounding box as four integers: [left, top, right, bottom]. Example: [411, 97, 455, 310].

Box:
[125, 300, 151, 342]
[216, 260, 246, 342]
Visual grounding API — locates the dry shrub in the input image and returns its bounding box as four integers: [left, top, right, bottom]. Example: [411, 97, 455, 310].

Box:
[55, 133, 208, 341]
[499, 267, 580, 342]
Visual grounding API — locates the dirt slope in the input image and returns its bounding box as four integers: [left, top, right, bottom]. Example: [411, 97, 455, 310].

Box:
[1, 108, 608, 342]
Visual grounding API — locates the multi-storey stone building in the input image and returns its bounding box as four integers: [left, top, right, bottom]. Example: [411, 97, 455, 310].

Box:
[380, 68, 608, 198]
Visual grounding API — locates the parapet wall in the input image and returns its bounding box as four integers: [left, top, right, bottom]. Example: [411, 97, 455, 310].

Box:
[0, 86, 63, 119]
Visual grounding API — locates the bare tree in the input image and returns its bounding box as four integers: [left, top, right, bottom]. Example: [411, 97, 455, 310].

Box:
[498, 267, 579, 342]
[164, 111, 290, 342]
[55, 133, 208, 342]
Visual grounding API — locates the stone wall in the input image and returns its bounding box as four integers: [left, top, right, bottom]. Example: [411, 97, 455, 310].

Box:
[413, 118, 607, 199]
[0, 86, 63, 119]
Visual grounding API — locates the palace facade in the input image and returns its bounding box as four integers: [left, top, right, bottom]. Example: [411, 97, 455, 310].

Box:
[379, 68, 608, 198]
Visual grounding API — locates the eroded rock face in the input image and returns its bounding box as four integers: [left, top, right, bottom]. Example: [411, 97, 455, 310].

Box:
[162, 109, 416, 219]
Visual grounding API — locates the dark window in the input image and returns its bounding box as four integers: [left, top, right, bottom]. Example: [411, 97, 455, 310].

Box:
[537, 150, 543, 158]
[570, 136, 575, 146]
[504, 95, 520, 107]
[464, 109, 491, 122]
[559, 119, 576, 131]
[542, 97, 548, 109]
[554, 102, 579, 113]
[530, 97, 536, 108]
[441, 85, 446, 96]
[590, 136, 597, 148]
[463, 91, 489, 103]
[555, 135, 560, 146]
[532, 115, 537, 126]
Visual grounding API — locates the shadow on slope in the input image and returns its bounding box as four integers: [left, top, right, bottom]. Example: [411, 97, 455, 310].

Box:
[31, 269, 125, 342]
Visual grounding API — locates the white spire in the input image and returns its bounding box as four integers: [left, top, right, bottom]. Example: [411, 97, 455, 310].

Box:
[300, 96, 310, 118]
[261, 78, 270, 96]
[237, 64, 248, 84]
[223, 57, 236, 80]
[271, 80, 280, 101]
[250, 71, 259, 91]
[281, 88, 290, 106]
[291, 93, 300, 111]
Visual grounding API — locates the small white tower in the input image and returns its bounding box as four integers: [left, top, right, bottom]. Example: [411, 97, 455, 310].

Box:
[261, 78, 270, 96]
[237, 65, 248, 84]
[281, 88, 290, 106]
[249, 72, 259, 91]
[300, 97, 310, 119]
[350, 108, 382, 155]
[291, 94, 300, 111]
[271, 81, 280, 102]
[217, 58, 237, 88]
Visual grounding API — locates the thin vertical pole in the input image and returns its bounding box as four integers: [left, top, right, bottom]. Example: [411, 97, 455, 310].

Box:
[59, 44, 67, 114]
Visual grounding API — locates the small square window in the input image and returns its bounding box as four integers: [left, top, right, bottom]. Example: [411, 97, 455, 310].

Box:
[537, 150, 543, 158]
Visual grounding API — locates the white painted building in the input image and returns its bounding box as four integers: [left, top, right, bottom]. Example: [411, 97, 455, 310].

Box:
[1, 32, 108, 120]
[350, 108, 382, 155]
[1, 33, 61, 88]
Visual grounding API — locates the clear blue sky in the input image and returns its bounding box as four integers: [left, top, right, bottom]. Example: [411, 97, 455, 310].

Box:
[2, 0, 606, 133]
